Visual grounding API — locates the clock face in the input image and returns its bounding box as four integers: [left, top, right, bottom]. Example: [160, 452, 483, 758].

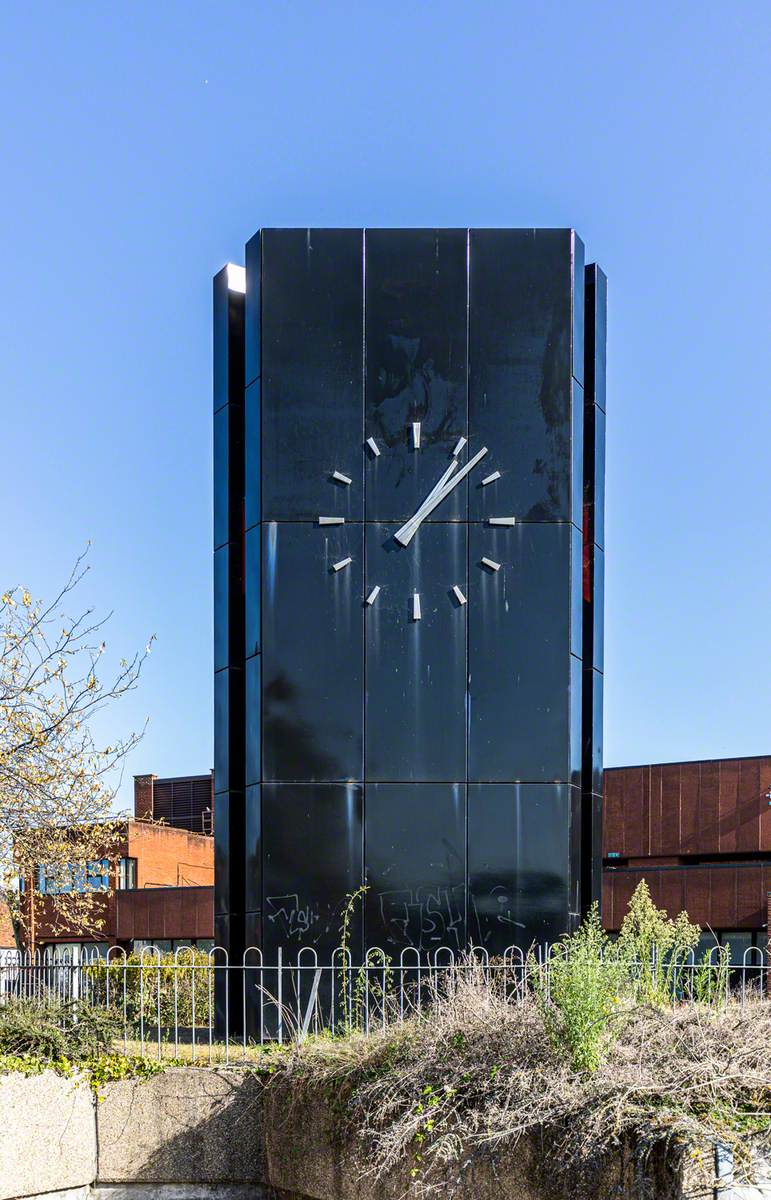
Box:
[317, 429, 515, 619]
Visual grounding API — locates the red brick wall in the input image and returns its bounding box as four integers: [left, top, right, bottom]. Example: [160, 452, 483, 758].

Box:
[127, 822, 213, 888]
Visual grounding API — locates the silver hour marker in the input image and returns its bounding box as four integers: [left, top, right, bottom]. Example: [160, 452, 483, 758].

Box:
[412, 422, 421, 449]
[331, 470, 352, 486]
[366, 437, 381, 457]
[332, 557, 352, 572]
[482, 471, 501, 486]
[366, 585, 380, 606]
[452, 435, 467, 457]
[319, 516, 345, 525]
[452, 585, 467, 606]
[481, 557, 501, 572]
[488, 516, 517, 526]
[412, 593, 422, 621]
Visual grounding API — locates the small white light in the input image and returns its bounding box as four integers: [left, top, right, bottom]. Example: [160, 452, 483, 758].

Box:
[452, 585, 467, 606]
[366, 437, 381, 457]
[412, 422, 421, 449]
[481, 557, 501, 572]
[488, 516, 517, 526]
[226, 263, 246, 293]
[366, 585, 381, 606]
[319, 516, 345, 525]
[413, 593, 422, 621]
[332, 471, 352, 486]
[333, 557, 352, 572]
[452, 436, 467, 457]
[482, 471, 501, 486]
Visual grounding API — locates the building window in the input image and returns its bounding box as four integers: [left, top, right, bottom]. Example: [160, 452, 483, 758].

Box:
[37, 859, 109, 895]
[117, 857, 137, 890]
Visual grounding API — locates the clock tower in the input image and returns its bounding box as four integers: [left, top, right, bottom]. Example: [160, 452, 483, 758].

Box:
[213, 229, 606, 996]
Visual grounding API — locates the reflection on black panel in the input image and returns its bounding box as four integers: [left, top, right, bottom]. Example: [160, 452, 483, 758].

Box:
[245, 525, 261, 658]
[468, 784, 570, 954]
[469, 229, 573, 522]
[262, 523, 363, 780]
[365, 229, 468, 522]
[245, 232, 261, 389]
[245, 655, 260, 787]
[572, 233, 585, 388]
[213, 546, 229, 672]
[213, 406, 229, 550]
[214, 669, 229, 794]
[469, 523, 572, 782]
[245, 380, 260, 530]
[365, 523, 466, 781]
[214, 792, 229, 916]
[244, 785, 261, 915]
[262, 229, 363, 520]
[572, 379, 584, 530]
[262, 785, 363, 961]
[365, 784, 465, 956]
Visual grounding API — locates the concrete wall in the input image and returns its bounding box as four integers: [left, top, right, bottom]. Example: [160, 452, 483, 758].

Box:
[0, 1071, 96, 1200]
[1, 1067, 769, 1200]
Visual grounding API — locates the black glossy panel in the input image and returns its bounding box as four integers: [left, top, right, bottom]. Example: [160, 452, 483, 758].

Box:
[569, 784, 581, 927]
[571, 523, 583, 661]
[590, 669, 603, 797]
[570, 653, 582, 789]
[214, 791, 229, 916]
[213, 545, 229, 673]
[214, 669, 229, 794]
[245, 379, 260, 531]
[572, 233, 585, 388]
[213, 270, 244, 412]
[244, 784, 261, 914]
[572, 379, 584, 530]
[365, 784, 466, 955]
[245, 525, 261, 658]
[245, 654, 261, 787]
[594, 405, 605, 550]
[262, 229, 363, 520]
[213, 406, 229, 551]
[469, 229, 573, 522]
[365, 229, 468, 522]
[365, 522, 467, 781]
[245, 232, 261, 389]
[262, 523, 363, 781]
[468, 523, 572, 782]
[468, 784, 570, 954]
[585, 265, 607, 414]
[593, 547, 604, 674]
[262, 784, 363, 958]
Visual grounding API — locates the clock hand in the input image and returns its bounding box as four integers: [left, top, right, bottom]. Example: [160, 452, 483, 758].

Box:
[395, 446, 488, 545]
[391, 458, 459, 545]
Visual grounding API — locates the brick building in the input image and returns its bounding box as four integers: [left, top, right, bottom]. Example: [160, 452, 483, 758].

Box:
[602, 754, 771, 959]
[17, 773, 216, 959]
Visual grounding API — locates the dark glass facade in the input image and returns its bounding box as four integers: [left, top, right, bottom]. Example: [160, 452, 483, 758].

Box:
[214, 230, 606, 989]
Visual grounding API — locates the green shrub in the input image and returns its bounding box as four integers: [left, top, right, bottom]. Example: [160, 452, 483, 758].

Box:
[0, 997, 120, 1061]
[532, 905, 627, 1072]
[85, 948, 213, 1027]
[617, 880, 701, 1004]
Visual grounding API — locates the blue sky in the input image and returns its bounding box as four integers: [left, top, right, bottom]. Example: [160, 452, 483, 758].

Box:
[1, 2, 769, 805]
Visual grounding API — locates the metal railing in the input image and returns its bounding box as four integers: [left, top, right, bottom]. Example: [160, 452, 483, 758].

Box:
[0, 943, 768, 1064]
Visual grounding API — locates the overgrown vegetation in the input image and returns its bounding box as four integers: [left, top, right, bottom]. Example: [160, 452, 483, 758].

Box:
[265, 883, 770, 1196]
[0, 995, 164, 1092]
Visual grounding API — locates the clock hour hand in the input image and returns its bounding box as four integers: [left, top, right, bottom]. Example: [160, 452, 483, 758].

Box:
[395, 446, 488, 545]
[392, 458, 459, 546]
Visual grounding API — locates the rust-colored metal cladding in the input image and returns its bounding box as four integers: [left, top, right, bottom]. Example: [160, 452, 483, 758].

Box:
[602, 755, 771, 954]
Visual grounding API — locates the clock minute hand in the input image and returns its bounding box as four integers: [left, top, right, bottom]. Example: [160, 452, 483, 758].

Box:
[392, 458, 459, 546]
[395, 446, 488, 545]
